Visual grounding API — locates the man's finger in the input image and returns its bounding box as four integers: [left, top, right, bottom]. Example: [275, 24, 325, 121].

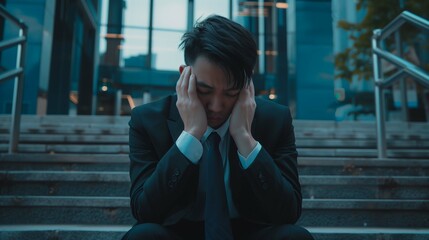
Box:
[179, 65, 186, 74]
[249, 80, 255, 98]
[188, 73, 198, 98]
[178, 66, 190, 98]
[240, 81, 251, 99]
[181, 66, 191, 95]
[176, 67, 185, 93]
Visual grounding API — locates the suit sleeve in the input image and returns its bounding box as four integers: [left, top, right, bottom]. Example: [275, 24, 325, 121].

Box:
[128, 107, 198, 223]
[232, 106, 302, 224]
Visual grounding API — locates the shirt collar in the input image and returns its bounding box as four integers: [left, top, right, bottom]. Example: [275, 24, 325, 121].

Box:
[201, 117, 230, 142]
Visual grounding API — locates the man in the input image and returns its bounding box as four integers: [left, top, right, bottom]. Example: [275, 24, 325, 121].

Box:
[122, 15, 313, 240]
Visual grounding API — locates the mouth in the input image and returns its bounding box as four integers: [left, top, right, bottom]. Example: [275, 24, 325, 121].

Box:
[207, 115, 225, 127]
[208, 116, 223, 122]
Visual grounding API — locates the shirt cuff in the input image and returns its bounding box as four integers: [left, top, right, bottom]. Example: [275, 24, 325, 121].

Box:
[176, 131, 203, 164]
[238, 142, 261, 169]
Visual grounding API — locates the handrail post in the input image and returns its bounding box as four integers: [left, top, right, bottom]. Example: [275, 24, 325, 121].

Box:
[395, 31, 409, 122]
[372, 30, 387, 159]
[372, 11, 429, 159]
[115, 89, 122, 116]
[8, 27, 27, 153]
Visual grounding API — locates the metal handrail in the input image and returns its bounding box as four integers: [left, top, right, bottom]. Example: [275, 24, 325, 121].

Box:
[0, 5, 28, 153]
[372, 11, 429, 159]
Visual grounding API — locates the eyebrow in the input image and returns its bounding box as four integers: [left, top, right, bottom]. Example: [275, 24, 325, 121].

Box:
[196, 81, 239, 92]
[196, 81, 213, 90]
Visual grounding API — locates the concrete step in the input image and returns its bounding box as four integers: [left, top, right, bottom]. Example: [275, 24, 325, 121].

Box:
[0, 125, 128, 135]
[0, 134, 128, 143]
[0, 153, 130, 171]
[1, 120, 429, 131]
[1, 114, 428, 129]
[0, 171, 130, 197]
[295, 131, 429, 140]
[0, 196, 428, 227]
[2, 134, 429, 148]
[0, 144, 130, 154]
[293, 120, 429, 131]
[296, 139, 429, 148]
[2, 171, 428, 199]
[2, 116, 429, 135]
[298, 199, 429, 227]
[0, 115, 130, 125]
[0, 225, 428, 240]
[2, 144, 429, 157]
[301, 175, 429, 199]
[298, 148, 429, 158]
[0, 196, 133, 225]
[2, 125, 429, 138]
[307, 227, 429, 240]
[1, 154, 428, 176]
[298, 157, 429, 176]
[0, 225, 129, 240]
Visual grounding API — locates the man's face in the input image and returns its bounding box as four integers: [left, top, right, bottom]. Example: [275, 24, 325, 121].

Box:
[192, 56, 240, 129]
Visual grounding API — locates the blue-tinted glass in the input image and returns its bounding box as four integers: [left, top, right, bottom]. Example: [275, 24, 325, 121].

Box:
[194, 0, 229, 22]
[124, 0, 150, 27]
[152, 30, 183, 70]
[121, 27, 149, 67]
[153, 0, 187, 30]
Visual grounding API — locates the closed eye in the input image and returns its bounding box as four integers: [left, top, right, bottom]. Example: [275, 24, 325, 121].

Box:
[225, 90, 240, 97]
[197, 88, 212, 95]
[225, 92, 239, 97]
[196, 81, 213, 95]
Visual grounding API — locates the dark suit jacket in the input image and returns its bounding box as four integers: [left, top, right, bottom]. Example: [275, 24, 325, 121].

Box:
[128, 94, 302, 226]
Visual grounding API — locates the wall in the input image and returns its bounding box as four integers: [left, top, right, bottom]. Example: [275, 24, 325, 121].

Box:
[0, 0, 54, 114]
[294, 0, 335, 120]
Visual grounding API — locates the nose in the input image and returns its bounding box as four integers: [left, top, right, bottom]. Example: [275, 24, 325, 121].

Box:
[208, 97, 224, 112]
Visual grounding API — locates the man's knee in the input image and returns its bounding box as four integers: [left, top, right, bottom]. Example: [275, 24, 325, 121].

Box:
[276, 225, 314, 240]
[251, 224, 314, 240]
[122, 223, 179, 240]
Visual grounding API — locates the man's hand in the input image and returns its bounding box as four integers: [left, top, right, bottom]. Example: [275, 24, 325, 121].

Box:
[229, 80, 257, 157]
[176, 66, 207, 140]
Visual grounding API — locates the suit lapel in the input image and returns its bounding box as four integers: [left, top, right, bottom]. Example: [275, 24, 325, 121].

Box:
[228, 137, 241, 185]
[167, 95, 184, 142]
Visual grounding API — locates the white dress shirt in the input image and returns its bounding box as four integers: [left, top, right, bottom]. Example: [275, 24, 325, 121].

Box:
[176, 119, 261, 217]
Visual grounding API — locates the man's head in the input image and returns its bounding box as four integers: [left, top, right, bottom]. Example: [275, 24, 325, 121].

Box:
[179, 15, 257, 128]
[179, 15, 257, 90]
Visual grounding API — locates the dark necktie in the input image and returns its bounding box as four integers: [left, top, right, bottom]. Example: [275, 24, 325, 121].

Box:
[204, 132, 233, 240]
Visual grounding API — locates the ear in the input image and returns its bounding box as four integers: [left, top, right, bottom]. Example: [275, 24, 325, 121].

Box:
[179, 65, 186, 74]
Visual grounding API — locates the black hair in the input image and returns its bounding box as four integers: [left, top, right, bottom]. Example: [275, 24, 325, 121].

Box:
[179, 15, 257, 90]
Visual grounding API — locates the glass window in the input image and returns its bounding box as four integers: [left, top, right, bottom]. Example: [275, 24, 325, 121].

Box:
[194, 0, 229, 22]
[120, 28, 149, 67]
[124, 0, 150, 27]
[153, 0, 187, 30]
[99, 0, 109, 56]
[99, 25, 107, 55]
[100, 0, 109, 24]
[152, 30, 184, 70]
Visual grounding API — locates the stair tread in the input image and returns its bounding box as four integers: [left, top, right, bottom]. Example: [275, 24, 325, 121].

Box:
[2, 153, 429, 165]
[0, 196, 428, 210]
[1, 225, 429, 234]
[3, 135, 429, 149]
[0, 224, 131, 232]
[2, 145, 429, 157]
[307, 227, 429, 234]
[2, 170, 428, 185]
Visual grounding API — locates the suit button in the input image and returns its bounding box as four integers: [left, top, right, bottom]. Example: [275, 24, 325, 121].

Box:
[258, 172, 265, 181]
[258, 172, 268, 189]
[168, 180, 174, 189]
[262, 183, 268, 190]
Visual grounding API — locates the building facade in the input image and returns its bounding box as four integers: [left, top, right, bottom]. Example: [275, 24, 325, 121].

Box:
[0, 0, 345, 120]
